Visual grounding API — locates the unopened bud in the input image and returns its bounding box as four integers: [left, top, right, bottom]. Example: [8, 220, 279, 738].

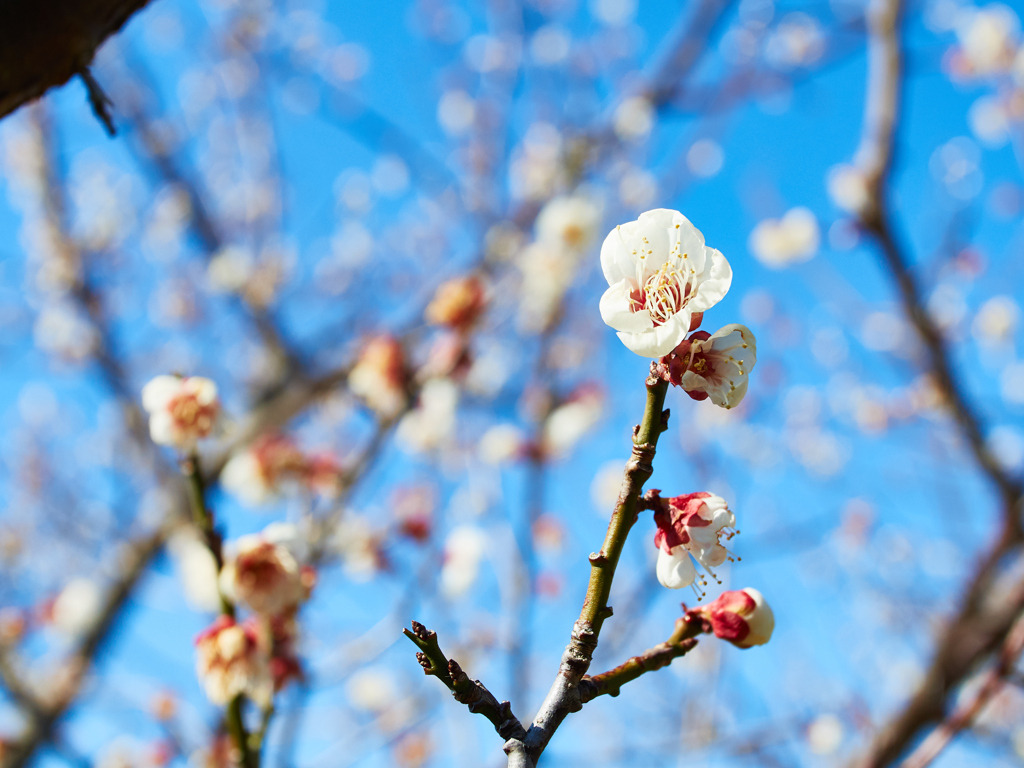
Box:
[688, 587, 774, 648]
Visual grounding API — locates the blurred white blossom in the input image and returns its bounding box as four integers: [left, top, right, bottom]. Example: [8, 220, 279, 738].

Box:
[748, 207, 819, 268]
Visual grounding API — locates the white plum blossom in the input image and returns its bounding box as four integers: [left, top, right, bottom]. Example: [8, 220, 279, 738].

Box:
[347, 666, 400, 713]
[141, 375, 219, 450]
[952, 4, 1019, 78]
[397, 378, 459, 453]
[807, 714, 845, 755]
[613, 96, 654, 142]
[441, 525, 488, 598]
[51, 577, 101, 638]
[688, 587, 774, 648]
[973, 295, 1019, 343]
[535, 195, 602, 256]
[542, 387, 603, 457]
[655, 325, 757, 409]
[599, 209, 732, 357]
[332, 515, 383, 582]
[219, 524, 311, 616]
[652, 492, 736, 593]
[194, 616, 272, 706]
[827, 165, 871, 215]
[221, 434, 340, 507]
[748, 207, 819, 268]
[517, 241, 574, 332]
[479, 424, 525, 465]
[221, 434, 306, 507]
[168, 530, 222, 613]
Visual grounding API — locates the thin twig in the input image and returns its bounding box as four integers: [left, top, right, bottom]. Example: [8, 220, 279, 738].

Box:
[578, 617, 700, 703]
[402, 621, 527, 742]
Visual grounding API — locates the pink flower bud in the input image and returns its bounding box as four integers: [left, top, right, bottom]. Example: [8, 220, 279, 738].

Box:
[689, 587, 774, 648]
[425, 275, 487, 331]
[348, 336, 408, 418]
[194, 616, 272, 706]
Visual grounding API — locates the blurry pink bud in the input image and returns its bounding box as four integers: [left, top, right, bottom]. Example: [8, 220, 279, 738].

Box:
[194, 616, 272, 706]
[425, 275, 487, 331]
[687, 587, 774, 648]
[349, 336, 409, 418]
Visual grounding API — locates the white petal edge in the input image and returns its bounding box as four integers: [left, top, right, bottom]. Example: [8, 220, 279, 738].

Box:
[599, 280, 654, 333]
[616, 311, 690, 357]
[687, 247, 733, 314]
[142, 375, 181, 413]
[656, 546, 697, 589]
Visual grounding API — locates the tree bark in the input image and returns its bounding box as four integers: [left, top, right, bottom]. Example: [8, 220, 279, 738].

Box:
[0, 0, 153, 120]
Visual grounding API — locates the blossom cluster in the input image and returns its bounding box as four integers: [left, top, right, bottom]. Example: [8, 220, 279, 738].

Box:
[599, 210, 771, 647]
[141, 375, 321, 706]
[599, 209, 756, 409]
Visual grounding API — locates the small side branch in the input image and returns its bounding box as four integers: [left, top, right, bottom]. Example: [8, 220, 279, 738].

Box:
[403, 622, 527, 743]
[578, 618, 700, 703]
[78, 67, 116, 136]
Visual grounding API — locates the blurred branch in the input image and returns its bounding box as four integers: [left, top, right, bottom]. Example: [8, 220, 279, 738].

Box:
[0, 106, 192, 768]
[117, 80, 299, 379]
[900, 611, 1024, 768]
[849, 1, 1024, 766]
[0, 523, 171, 768]
[578, 618, 699, 703]
[853, 0, 1020, 509]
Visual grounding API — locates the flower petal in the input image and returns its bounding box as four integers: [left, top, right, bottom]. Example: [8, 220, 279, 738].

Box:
[148, 411, 177, 446]
[599, 279, 654, 333]
[142, 375, 181, 413]
[599, 225, 638, 286]
[616, 311, 690, 357]
[656, 546, 696, 589]
[687, 247, 732, 313]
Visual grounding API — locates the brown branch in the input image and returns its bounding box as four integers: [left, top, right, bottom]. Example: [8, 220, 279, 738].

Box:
[116, 80, 299, 379]
[0, 106, 189, 768]
[900, 611, 1024, 768]
[0, 0, 152, 120]
[844, 4, 1024, 764]
[852, 0, 1020, 512]
[0, 522, 173, 768]
[518, 374, 670, 765]
[577, 618, 700, 703]
[402, 622, 527, 743]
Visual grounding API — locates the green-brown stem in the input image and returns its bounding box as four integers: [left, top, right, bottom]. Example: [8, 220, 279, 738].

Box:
[578, 617, 701, 702]
[403, 621, 527, 741]
[226, 694, 257, 768]
[522, 373, 670, 762]
[579, 376, 669, 636]
[183, 456, 257, 768]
